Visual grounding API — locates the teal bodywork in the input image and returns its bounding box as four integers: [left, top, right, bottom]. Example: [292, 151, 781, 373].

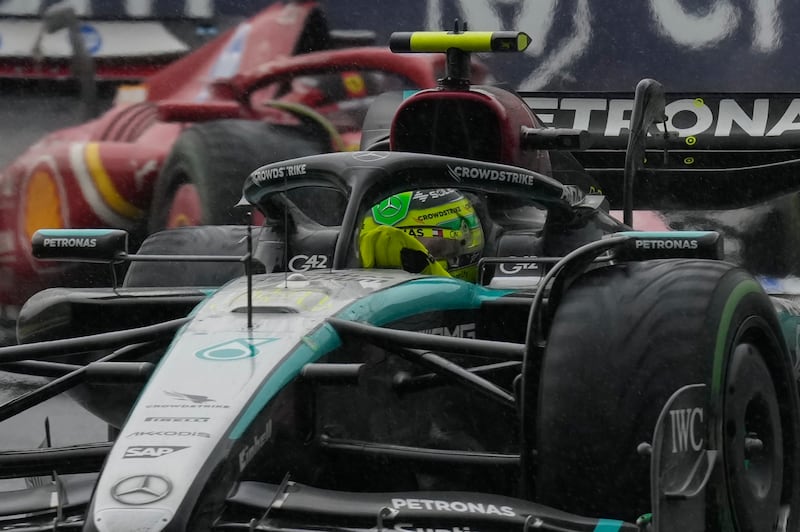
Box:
[231, 276, 512, 438]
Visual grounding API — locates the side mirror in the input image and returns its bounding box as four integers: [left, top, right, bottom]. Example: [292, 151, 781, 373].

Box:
[33, 1, 97, 119]
[41, 2, 79, 33]
[31, 229, 129, 263]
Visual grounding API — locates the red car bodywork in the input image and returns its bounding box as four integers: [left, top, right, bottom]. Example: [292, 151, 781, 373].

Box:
[0, 1, 481, 312]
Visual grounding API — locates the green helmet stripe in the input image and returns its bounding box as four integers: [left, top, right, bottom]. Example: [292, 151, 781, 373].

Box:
[435, 213, 480, 230]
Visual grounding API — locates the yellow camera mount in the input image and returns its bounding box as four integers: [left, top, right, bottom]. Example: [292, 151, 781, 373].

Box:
[390, 23, 530, 88]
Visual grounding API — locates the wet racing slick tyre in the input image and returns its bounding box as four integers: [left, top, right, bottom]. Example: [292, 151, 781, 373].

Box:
[147, 119, 326, 232]
[534, 259, 800, 530]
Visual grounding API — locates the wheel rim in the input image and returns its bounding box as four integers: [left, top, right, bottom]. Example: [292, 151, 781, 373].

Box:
[165, 183, 203, 228]
[723, 341, 783, 531]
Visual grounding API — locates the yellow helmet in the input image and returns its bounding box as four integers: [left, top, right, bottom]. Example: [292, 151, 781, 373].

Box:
[361, 189, 484, 281]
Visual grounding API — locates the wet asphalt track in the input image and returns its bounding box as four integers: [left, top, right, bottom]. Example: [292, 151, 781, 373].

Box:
[0, 84, 110, 482]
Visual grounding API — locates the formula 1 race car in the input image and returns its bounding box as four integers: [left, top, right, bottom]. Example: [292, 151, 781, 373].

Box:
[0, 1, 487, 331]
[1, 29, 800, 532]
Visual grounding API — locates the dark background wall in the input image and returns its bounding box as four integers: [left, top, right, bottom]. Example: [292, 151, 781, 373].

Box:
[326, 0, 800, 92]
[2, 0, 798, 92]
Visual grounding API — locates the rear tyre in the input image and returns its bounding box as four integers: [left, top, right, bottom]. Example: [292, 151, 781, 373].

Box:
[534, 259, 800, 530]
[147, 120, 326, 232]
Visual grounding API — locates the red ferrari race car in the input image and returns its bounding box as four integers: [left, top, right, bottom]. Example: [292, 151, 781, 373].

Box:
[0, 1, 487, 336]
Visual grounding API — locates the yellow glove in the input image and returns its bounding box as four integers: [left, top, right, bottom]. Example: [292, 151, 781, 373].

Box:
[359, 225, 450, 276]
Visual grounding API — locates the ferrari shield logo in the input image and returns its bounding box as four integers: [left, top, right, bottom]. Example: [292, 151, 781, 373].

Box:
[196, 338, 278, 361]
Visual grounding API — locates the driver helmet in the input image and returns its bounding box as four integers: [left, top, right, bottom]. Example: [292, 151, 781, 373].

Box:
[283, 71, 372, 107]
[361, 189, 484, 282]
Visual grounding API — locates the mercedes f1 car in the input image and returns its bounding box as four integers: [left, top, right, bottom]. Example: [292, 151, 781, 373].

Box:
[1, 28, 799, 532]
[0, 1, 487, 330]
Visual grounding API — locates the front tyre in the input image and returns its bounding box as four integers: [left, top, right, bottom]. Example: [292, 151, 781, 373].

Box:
[534, 259, 800, 531]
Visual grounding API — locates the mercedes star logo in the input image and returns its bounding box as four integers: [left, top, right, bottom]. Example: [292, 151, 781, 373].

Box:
[379, 196, 403, 217]
[111, 475, 171, 505]
[352, 152, 388, 162]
